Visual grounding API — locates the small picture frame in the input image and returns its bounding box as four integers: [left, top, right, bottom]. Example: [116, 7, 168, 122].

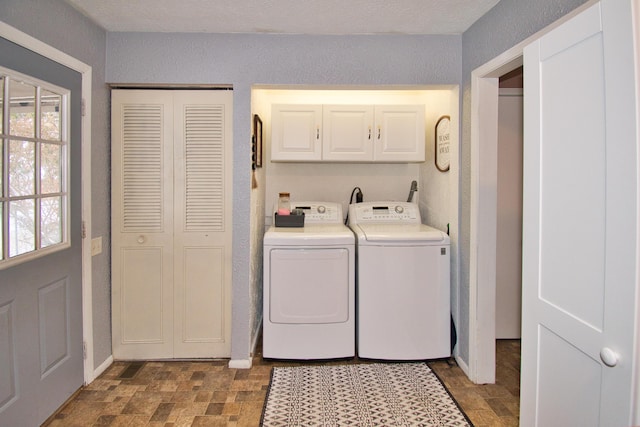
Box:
[253, 114, 263, 168]
[435, 115, 450, 172]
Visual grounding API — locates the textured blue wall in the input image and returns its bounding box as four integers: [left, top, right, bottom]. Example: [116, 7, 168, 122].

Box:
[106, 32, 462, 360]
[1, 0, 594, 367]
[457, 0, 589, 364]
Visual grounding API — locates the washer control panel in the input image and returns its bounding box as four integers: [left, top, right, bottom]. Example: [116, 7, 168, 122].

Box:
[290, 202, 343, 223]
[348, 201, 421, 224]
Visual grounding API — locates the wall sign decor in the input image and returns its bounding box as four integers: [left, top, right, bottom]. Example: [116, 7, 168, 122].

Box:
[435, 115, 450, 172]
[253, 114, 263, 168]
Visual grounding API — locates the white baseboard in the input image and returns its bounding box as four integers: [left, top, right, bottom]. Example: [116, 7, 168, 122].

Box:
[455, 354, 471, 379]
[93, 355, 113, 380]
[230, 316, 262, 370]
[228, 358, 252, 369]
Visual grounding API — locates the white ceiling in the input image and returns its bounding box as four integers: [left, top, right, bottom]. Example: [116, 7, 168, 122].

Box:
[63, 0, 500, 35]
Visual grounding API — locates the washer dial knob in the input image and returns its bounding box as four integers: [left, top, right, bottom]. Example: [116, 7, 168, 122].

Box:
[395, 205, 404, 214]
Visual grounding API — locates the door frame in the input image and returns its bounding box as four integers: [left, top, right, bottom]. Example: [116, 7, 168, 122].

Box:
[0, 22, 94, 383]
[466, 0, 598, 384]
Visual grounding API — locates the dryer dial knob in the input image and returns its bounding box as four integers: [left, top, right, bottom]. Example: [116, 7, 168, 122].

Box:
[395, 205, 404, 214]
[317, 205, 326, 214]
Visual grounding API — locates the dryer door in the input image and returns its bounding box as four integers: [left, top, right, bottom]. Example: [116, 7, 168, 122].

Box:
[269, 248, 349, 324]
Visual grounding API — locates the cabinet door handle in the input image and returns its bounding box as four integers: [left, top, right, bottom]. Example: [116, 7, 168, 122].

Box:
[368, 127, 371, 140]
[377, 127, 381, 140]
[316, 127, 320, 140]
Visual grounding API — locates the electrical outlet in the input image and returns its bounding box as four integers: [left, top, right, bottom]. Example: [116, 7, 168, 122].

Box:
[91, 236, 102, 256]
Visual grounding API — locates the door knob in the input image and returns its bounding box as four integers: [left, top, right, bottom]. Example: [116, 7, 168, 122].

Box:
[137, 235, 146, 244]
[600, 347, 618, 367]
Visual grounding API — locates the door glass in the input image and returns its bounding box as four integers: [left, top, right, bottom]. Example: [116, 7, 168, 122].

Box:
[9, 139, 35, 197]
[9, 80, 35, 138]
[0, 70, 69, 267]
[41, 89, 61, 141]
[9, 198, 35, 256]
[41, 196, 62, 247]
[0, 76, 4, 133]
[0, 204, 3, 259]
[41, 142, 61, 193]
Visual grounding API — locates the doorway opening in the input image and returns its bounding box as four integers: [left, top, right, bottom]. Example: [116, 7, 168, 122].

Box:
[494, 67, 523, 397]
[468, 53, 523, 385]
[496, 67, 523, 344]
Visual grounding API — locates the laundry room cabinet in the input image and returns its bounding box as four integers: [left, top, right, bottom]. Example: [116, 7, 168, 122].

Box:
[323, 105, 425, 162]
[271, 104, 322, 161]
[271, 104, 425, 162]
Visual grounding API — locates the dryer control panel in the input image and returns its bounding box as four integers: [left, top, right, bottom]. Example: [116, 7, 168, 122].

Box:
[348, 201, 421, 224]
[290, 202, 343, 223]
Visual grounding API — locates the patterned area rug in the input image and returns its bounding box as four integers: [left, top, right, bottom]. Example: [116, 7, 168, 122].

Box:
[260, 363, 473, 426]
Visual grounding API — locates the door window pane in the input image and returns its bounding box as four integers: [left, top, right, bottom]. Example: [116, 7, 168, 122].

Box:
[9, 199, 35, 256]
[0, 76, 4, 134]
[0, 139, 3, 196]
[0, 69, 69, 267]
[9, 80, 35, 138]
[41, 196, 62, 247]
[0, 204, 3, 259]
[41, 143, 61, 194]
[9, 139, 35, 197]
[41, 89, 61, 141]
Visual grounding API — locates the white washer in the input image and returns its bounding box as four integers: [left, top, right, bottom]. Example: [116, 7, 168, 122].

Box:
[348, 201, 450, 360]
[263, 202, 355, 359]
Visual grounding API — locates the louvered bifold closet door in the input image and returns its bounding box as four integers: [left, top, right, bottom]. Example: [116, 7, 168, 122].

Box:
[111, 89, 232, 360]
[173, 91, 232, 358]
[111, 90, 175, 359]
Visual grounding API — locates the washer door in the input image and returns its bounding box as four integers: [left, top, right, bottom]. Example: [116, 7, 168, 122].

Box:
[269, 248, 349, 324]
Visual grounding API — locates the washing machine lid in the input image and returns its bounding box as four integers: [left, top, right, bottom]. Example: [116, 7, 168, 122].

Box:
[264, 224, 355, 246]
[353, 223, 448, 244]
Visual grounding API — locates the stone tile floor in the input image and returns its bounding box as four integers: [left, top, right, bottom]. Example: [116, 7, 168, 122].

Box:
[44, 340, 520, 426]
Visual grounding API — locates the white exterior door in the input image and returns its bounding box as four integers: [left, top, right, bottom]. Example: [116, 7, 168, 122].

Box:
[112, 89, 232, 359]
[521, 2, 638, 426]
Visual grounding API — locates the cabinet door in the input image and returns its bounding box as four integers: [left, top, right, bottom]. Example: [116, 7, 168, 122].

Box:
[271, 104, 322, 161]
[322, 105, 374, 161]
[374, 105, 425, 162]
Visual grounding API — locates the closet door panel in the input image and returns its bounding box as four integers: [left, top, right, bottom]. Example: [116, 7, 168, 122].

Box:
[111, 90, 174, 359]
[173, 91, 232, 358]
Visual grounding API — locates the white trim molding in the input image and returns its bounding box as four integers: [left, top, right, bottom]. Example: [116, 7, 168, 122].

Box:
[93, 355, 113, 379]
[229, 359, 253, 369]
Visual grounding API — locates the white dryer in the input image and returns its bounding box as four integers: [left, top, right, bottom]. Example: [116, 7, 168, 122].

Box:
[348, 201, 450, 360]
[263, 202, 355, 359]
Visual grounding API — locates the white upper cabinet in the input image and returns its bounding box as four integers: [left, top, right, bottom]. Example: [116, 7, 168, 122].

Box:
[271, 104, 322, 161]
[322, 105, 375, 161]
[374, 105, 425, 162]
[272, 104, 425, 162]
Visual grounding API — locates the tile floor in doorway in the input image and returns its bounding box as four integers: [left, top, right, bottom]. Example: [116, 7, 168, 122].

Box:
[44, 339, 520, 427]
